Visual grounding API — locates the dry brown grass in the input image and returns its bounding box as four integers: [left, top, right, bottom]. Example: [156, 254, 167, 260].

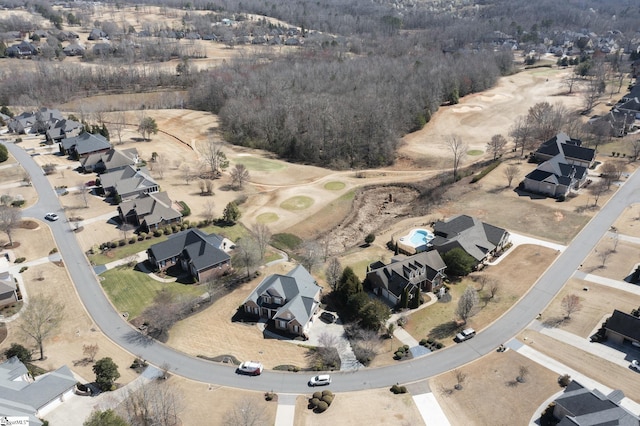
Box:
[518, 331, 640, 402]
[430, 349, 560, 426]
[612, 203, 640, 237]
[581, 239, 640, 280]
[293, 388, 424, 426]
[403, 245, 559, 342]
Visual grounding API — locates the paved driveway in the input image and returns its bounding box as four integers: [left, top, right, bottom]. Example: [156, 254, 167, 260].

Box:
[304, 311, 363, 371]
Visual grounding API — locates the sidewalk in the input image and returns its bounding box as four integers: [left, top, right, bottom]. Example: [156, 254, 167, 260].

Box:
[274, 393, 297, 426]
[573, 270, 640, 296]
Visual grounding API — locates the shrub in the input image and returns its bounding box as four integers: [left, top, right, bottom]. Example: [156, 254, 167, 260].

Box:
[419, 338, 428, 346]
[19, 266, 28, 273]
[128, 238, 136, 244]
[10, 200, 24, 207]
[137, 234, 146, 241]
[313, 391, 323, 399]
[390, 384, 400, 393]
[435, 342, 443, 349]
[470, 160, 502, 183]
[316, 401, 329, 412]
[558, 374, 571, 387]
[153, 230, 162, 237]
[14, 257, 25, 263]
[163, 228, 172, 235]
[109, 242, 117, 249]
[322, 390, 333, 397]
[309, 397, 320, 408]
[118, 239, 126, 247]
[49, 248, 58, 254]
[178, 201, 191, 217]
[321, 395, 333, 405]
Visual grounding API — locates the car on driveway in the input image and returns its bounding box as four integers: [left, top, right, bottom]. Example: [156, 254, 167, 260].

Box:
[455, 328, 476, 342]
[631, 360, 640, 372]
[237, 361, 263, 376]
[309, 374, 331, 386]
[320, 311, 337, 323]
[44, 213, 59, 221]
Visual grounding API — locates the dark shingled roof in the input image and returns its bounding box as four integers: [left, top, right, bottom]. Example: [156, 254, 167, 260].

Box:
[605, 309, 640, 342]
[147, 228, 229, 272]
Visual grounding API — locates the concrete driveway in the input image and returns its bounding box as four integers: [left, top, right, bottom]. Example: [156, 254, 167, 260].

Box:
[303, 311, 363, 371]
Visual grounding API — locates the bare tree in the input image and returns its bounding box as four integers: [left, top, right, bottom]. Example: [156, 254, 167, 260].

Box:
[509, 116, 535, 158]
[456, 286, 479, 324]
[204, 180, 214, 195]
[233, 236, 261, 278]
[600, 162, 625, 189]
[222, 397, 267, 426]
[487, 134, 507, 161]
[180, 163, 192, 184]
[120, 380, 183, 426]
[251, 223, 271, 260]
[517, 365, 529, 383]
[611, 231, 619, 253]
[202, 200, 216, 224]
[504, 165, 521, 188]
[83, 343, 99, 362]
[202, 139, 229, 177]
[230, 164, 250, 190]
[325, 257, 342, 291]
[112, 111, 126, 145]
[77, 181, 89, 208]
[198, 180, 206, 195]
[454, 369, 467, 390]
[589, 181, 608, 206]
[316, 332, 340, 368]
[561, 294, 582, 319]
[488, 280, 501, 301]
[0, 206, 21, 246]
[597, 248, 613, 268]
[299, 241, 321, 273]
[564, 72, 578, 94]
[444, 135, 468, 181]
[631, 140, 640, 161]
[17, 295, 65, 360]
[155, 154, 167, 180]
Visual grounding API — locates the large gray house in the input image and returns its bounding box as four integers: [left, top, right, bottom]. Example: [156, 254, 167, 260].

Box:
[431, 214, 510, 263]
[367, 250, 446, 307]
[242, 265, 322, 339]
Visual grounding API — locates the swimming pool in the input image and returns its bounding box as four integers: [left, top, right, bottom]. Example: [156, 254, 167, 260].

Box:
[399, 228, 435, 250]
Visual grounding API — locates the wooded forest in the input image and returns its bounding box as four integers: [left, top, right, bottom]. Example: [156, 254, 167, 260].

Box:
[0, 0, 638, 168]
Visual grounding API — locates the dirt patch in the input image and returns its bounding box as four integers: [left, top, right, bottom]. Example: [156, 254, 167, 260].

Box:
[19, 220, 39, 229]
[430, 349, 560, 426]
[581, 239, 640, 281]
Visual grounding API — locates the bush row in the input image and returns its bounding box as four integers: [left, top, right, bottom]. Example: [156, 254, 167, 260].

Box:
[419, 338, 444, 351]
[393, 344, 411, 360]
[470, 160, 501, 183]
[309, 390, 334, 413]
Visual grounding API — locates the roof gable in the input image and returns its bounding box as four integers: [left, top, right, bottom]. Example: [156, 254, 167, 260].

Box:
[605, 309, 640, 341]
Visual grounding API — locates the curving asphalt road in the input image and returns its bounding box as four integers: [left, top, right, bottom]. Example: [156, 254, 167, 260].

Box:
[4, 138, 640, 394]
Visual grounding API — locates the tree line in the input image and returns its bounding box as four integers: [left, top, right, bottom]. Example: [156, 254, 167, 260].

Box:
[189, 48, 513, 169]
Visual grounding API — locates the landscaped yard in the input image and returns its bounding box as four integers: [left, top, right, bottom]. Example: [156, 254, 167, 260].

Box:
[233, 155, 287, 172]
[100, 267, 206, 319]
[404, 245, 559, 344]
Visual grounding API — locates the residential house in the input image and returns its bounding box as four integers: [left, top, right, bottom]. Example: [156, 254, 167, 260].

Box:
[592, 108, 637, 137]
[8, 111, 36, 134]
[146, 228, 230, 282]
[0, 271, 18, 308]
[551, 380, 639, 425]
[88, 28, 108, 40]
[523, 153, 588, 198]
[81, 148, 139, 173]
[242, 265, 321, 338]
[604, 309, 640, 346]
[367, 250, 447, 307]
[62, 43, 85, 56]
[59, 132, 111, 159]
[6, 40, 38, 57]
[621, 84, 640, 103]
[45, 118, 82, 144]
[533, 133, 595, 168]
[99, 165, 158, 200]
[0, 357, 77, 425]
[431, 214, 510, 263]
[118, 191, 182, 232]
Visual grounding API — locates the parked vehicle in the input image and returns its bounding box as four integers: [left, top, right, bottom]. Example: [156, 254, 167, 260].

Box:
[44, 213, 59, 221]
[237, 361, 263, 376]
[320, 311, 337, 323]
[631, 360, 640, 372]
[455, 328, 476, 342]
[308, 374, 331, 386]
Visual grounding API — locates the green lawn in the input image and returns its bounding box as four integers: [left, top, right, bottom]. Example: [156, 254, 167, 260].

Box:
[100, 267, 205, 319]
[467, 149, 483, 156]
[324, 181, 346, 191]
[256, 212, 279, 224]
[234, 156, 286, 172]
[280, 196, 314, 211]
[89, 223, 248, 265]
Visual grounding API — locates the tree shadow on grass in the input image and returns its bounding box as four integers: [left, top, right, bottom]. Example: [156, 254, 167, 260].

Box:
[428, 321, 460, 340]
[506, 380, 519, 387]
[541, 316, 566, 328]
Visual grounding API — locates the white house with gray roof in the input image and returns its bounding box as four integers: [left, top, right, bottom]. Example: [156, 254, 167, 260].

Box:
[59, 132, 111, 159]
[0, 357, 76, 425]
[99, 165, 158, 201]
[242, 265, 321, 339]
[118, 191, 182, 232]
